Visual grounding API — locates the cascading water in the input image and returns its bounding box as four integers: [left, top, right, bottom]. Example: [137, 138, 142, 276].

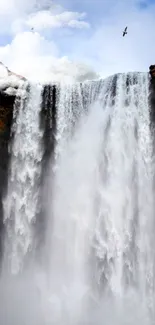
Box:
[0, 72, 154, 325]
[89, 73, 154, 325]
[3, 83, 43, 274]
[44, 83, 106, 324]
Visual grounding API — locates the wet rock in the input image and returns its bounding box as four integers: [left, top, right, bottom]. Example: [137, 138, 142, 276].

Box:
[149, 65, 155, 80]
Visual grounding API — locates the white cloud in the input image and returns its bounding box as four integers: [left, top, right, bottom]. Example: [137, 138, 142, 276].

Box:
[0, 32, 98, 83]
[0, 0, 94, 83]
[0, 0, 34, 34]
[0, 0, 48, 15]
[26, 10, 89, 31]
[0, 1, 89, 34]
[68, 19, 89, 29]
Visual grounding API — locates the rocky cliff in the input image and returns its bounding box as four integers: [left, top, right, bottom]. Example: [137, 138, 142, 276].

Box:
[149, 65, 155, 124]
[0, 92, 14, 256]
[0, 64, 26, 255]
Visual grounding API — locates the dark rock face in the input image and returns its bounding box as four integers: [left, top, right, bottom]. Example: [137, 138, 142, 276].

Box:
[31, 85, 57, 259]
[0, 91, 15, 259]
[149, 65, 155, 79]
[0, 92, 15, 134]
[149, 65, 155, 125]
[40, 85, 57, 171]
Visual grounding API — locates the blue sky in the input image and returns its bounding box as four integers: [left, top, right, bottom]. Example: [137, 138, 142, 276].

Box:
[0, 0, 155, 82]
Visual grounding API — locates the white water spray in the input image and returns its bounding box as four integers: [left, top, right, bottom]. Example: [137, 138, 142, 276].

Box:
[45, 73, 155, 324]
[3, 83, 43, 274]
[0, 73, 154, 325]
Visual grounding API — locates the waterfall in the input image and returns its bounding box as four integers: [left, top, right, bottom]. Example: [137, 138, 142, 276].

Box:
[0, 72, 154, 325]
[3, 83, 43, 274]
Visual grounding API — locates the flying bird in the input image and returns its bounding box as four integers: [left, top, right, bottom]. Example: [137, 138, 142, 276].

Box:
[123, 26, 127, 37]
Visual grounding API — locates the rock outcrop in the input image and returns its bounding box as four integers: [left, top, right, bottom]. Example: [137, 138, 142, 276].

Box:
[149, 65, 155, 124]
[0, 62, 26, 132]
[149, 65, 155, 80]
[0, 63, 26, 256]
